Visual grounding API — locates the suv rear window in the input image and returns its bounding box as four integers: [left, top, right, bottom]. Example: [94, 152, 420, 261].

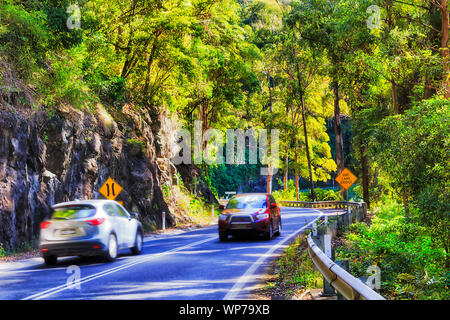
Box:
[227, 195, 267, 209]
[52, 205, 96, 220]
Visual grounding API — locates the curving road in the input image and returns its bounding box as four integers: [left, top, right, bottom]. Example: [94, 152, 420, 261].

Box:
[0, 207, 322, 300]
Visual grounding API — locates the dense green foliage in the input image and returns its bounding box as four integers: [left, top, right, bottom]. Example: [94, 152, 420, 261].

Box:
[336, 198, 449, 300]
[277, 235, 322, 289]
[0, 0, 448, 299]
[272, 180, 343, 202]
[371, 98, 449, 255]
[207, 163, 261, 196]
[259, 235, 322, 299]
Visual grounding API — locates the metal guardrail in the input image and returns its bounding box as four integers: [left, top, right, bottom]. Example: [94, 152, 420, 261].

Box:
[219, 199, 361, 209]
[220, 199, 364, 209]
[281, 200, 385, 300]
[218, 197, 384, 299]
[281, 201, 368, 235]
[279, 200, 361, 209]
[307, 233, 385, 300]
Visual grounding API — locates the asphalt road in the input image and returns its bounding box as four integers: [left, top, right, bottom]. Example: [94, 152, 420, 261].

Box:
[0, 207, 322, 300]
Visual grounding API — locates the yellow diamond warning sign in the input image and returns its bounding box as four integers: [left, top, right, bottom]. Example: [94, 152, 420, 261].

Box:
[336, 168, 357, 190]
[99, 177, 123, 200]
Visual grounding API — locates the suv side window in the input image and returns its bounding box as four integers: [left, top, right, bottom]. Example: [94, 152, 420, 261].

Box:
[116, 205, 129, 219]
[104, 204, 119, 217]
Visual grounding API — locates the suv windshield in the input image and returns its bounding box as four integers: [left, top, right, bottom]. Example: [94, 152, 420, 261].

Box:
[227, 195, 267, 209]
[52, 205, 96, 220]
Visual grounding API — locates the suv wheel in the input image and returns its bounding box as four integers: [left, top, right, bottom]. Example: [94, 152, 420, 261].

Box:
[264, 221, 273, 240]
[274, 219, 281, 236]
[131, 230, 143, 255]
[105, 234, 118, 262]
[219, 233, 228, 241]
[43, 254, 57, 266]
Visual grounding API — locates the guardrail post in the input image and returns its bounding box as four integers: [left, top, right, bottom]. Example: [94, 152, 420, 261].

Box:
[312, 221, 317, 236]
[320, 233, 336, 297]
[335, 260, 349, 300]
[304, 200, 385, 300]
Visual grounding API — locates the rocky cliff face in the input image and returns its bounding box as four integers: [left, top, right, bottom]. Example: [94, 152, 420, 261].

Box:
[0, 96, 181, 251]
[175, 163, 219, 205]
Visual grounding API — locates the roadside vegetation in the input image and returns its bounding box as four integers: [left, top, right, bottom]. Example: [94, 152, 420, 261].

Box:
[254, 235, 323, 300]
[336, 198, 449, 300]
[0, 241, 39, 261]
[272, 180, 358, 203]
[335, 98, 449, 300]
[160, 181, 219, 229]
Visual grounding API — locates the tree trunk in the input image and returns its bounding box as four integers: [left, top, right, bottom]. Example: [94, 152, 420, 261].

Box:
[424, 75, 435, 99]
[144, 32, 161, 93]
[267, 166, 272, 194]
[391, 80, 399, 114]
[116, 26, 123, 54]
[268, 73, 274, 112]
[120, 2, 137, 79]
[284, 146, 288, 190]
[360, 143, 370, 209]
[294, 137, 299, 201]
[300, 94, 315, 201]
[441, 0, 450, 98]
[295, 60, 315, 201]
[333, 81, 345, 199]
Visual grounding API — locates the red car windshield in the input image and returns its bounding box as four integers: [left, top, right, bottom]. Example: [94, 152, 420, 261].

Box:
[226, 195, 267, 209]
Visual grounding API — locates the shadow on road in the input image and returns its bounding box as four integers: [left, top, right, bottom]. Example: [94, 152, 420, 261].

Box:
[32, 253, 135, 269]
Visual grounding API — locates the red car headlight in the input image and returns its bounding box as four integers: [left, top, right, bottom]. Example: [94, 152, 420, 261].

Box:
[255, 213, 269, 221]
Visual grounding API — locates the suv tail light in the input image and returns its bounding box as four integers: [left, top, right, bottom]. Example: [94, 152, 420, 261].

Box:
[40, 221, 51, 229]
[85, 218, 105, 226]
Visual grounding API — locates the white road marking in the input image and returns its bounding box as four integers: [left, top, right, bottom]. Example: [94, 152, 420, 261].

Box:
[22, 235, 217, 300]
[223, 208, 323, 300]
[21, 207, 323, 300]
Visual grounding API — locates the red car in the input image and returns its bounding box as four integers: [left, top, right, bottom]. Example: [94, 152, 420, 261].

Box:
[218, 193, 281, 241]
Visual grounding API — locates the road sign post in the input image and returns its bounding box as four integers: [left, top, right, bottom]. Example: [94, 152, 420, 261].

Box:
[162, 211, 166, 231]
[347, 191, 350, 215]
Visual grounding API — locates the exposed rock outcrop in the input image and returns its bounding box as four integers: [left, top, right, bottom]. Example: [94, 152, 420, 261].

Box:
[175, 163, 219, 205]
[0, 101, 176, 251]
